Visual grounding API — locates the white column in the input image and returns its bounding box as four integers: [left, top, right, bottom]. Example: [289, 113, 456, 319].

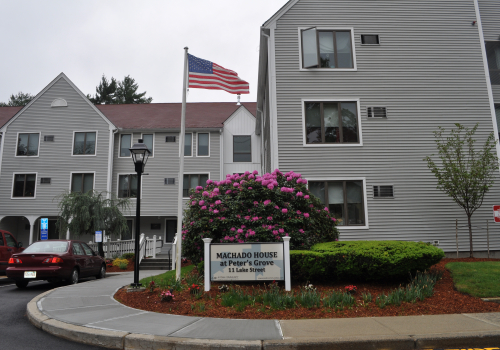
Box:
[282, 237, 291, 291]
[25, 216, 38, 245]
[203, 238, 212, 292]
[152, 235, 156, 258]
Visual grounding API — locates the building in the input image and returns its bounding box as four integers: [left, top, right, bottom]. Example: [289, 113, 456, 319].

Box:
[256, 0, 500, 255]
[0, 73, 258, 246]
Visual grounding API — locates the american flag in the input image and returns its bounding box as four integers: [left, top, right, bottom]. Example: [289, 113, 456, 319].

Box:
[188, 54, 249, 94]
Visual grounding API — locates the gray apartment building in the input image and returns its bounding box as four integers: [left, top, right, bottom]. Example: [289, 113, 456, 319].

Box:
[256, 0, 500, 255]
[0, 73, 258, 246]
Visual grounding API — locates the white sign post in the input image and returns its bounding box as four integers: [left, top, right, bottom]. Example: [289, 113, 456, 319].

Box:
[203, 238, 212, 292]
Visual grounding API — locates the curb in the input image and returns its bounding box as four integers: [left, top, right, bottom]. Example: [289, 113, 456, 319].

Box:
[27, 290, 500, 350]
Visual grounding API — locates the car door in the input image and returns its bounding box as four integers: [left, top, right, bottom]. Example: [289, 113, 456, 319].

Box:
[81, 243, 100, 275]
[4, 232, 21, 255]
[72, 242, 91, 277]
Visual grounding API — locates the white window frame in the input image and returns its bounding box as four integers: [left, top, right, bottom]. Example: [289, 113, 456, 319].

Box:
[298, 27, 357, 71]
[196, 132, 210, 157]
[302, 98, 363, 147]
[141, 133, 155, 158]
[71, 131, 98, 157]
[11, 172, 38, 200]
[182, 171, 211, 199]
[15, 132, 41, 158]
[118, 133, 133, 158]
[116, 173, 143, 200]
[306, 177, 368, 229]
[179, 132, 194, 157]
[69, 171, 96, 192]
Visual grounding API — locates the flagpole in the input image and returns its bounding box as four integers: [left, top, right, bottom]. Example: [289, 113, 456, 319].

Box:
[176, 47, 188, 281]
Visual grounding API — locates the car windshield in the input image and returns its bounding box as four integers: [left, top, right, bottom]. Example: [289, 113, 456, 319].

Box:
[23, 241, 69, 253]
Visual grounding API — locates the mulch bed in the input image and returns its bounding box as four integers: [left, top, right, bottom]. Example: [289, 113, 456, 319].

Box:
[113, 258, 500, 319]
[106, 259, 134, 273]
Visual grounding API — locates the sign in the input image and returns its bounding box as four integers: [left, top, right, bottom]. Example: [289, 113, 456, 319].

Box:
[210, 243, 284, 282]
[494, 205, 500, 223]
[40, 218, 48, 240]
[95, 231, 102, 243]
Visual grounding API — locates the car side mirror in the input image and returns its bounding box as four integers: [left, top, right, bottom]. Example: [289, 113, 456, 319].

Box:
[17, 242, 23, 248]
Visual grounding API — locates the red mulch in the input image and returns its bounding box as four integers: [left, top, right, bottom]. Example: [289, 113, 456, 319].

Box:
[113, 258, 500, 319]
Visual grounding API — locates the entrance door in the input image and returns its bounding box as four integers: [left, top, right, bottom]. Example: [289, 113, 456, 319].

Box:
[165, 219, 177, 242]
[48, 220, 59, 239]
[122, 220, 133, 240]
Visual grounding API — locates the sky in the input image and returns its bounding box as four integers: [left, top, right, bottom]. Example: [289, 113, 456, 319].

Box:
[1, 0, 288, 104]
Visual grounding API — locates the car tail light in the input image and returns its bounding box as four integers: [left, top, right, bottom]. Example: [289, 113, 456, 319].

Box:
[43, 257, 63, 264]
[8, 258, 22, 264]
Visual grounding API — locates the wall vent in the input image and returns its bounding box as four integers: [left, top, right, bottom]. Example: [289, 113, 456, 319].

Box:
[367, 107, 387, 118]
[373, 185, 393, 198]
[165, 136, 176, 142]
[361, 34, 380, 45]
[40, 178, 51, 184]
[164, 178, 175, 185]
[44, 135, 55, 142]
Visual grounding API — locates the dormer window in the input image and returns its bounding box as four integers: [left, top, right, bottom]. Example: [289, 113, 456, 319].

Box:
[301, 28, 354, 69]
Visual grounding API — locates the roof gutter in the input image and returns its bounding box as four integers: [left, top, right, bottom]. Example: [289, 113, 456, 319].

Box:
[106, 128, 119, 198]
[117, 127, 223, 133]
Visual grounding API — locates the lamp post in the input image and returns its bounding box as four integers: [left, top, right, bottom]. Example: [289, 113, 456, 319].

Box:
[129, 139, 151, 287]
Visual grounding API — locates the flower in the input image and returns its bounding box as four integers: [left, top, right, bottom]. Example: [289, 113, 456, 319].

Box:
[279, 228, 284, 233]
[233, 182, 240, 187]
[201, 206, 207, 210]
[230, 227, 236, 231]
[304, 195, 310, 199]
[264, 200, 271, 206]
[202, 191, 209, 197]
[237, 229, 243, 234]
[296, 210, 302, 214]
[267, 184, 274, 190]
[199, 200, 205, 205]
[267, 216, 273, 221]
[304, 213, 310, 218]
[215, 200, 222, 205]
[299, 229, 305, 233]
[214, 209, 219, 214]
[225, 190, 232, 194]
[282, 208, 288, 213]
[324, 207, 329, 212]
[195, 186, 203, 190]
[296, 192, 303, 197]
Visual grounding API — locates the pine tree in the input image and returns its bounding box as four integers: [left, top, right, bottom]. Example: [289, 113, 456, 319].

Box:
[87, 75, 117, 104]
[0, 92, 34, 107]
[115, 75, 153, 104]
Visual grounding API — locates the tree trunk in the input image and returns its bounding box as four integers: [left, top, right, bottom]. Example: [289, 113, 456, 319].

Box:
[467, 215, 474, 258]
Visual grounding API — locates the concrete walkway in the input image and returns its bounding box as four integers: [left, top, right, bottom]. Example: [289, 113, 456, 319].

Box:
[27, 271, 500, 349]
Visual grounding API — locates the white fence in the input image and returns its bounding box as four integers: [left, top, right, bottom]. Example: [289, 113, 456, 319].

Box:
[88, 235, 163, 260]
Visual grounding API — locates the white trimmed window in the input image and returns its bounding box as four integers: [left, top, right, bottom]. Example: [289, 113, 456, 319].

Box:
[118, 174, 138, 198]
[197, 133, 209, 156]
[17, 133, 40, 156]
[73, 132, 96, 155]
[142, 134, 154, 157]
[119, 134, 132, 157]
[13, 174, 37, 198]
[183, 174, 208, 197]
[184, 133, 193, 156]
[71, 173, 94, 193]
[301, 28, 354, 69]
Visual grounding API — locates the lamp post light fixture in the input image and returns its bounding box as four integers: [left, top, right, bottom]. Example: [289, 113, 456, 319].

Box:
[129, 139, 151, 287]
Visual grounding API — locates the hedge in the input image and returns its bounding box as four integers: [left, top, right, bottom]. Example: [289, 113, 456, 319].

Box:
[290, 241, 445, 282]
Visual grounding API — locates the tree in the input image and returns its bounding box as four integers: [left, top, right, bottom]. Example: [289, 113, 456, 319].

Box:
[425, 123, 499, 257]
[87, 75, 117, 105]
[115, 75, 153, 104]
[56, 191, 130, 256]
[0, 92, 34, 107]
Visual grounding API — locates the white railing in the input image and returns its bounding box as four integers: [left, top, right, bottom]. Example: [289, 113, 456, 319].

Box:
[88, 235, 163, 259]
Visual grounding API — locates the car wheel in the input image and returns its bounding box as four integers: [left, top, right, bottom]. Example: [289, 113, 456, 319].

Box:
[96, 264, 106, 279]
[15, 280, 29, 288]
[69, 268, 79, 285]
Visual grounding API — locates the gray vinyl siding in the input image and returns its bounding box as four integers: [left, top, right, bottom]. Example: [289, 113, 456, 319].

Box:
[271, 0, 500, 252]
[112, 131, 221, 217]
[0, 77, 111, 217]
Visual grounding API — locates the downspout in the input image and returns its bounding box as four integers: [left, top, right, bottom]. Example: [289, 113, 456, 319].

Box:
[0, 128, 6, 178]
[266, 24, 279, 171]
[107, 128, 118, 197]
[220, 129, 224, 180]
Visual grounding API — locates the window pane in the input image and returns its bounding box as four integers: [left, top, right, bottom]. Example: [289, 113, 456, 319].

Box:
[184, 133, 192, 156]
[4, 233, 16, 247]
[71, 174, 83, 193]
[336, 31, 353, 68]
[327, 182, 345, 226]
[234, 136, 251, 153]
[118, 175, 129, 198]
[73, 243, 85, 255]
[74, 133, 85, 155]
[198, 133, 209, 156]
[83, 174, 94, 193]
[17, 134, 29, 156]
[13, 175, 24, 197]
[81, 243, 93, 256]
[305, 102, 321, 144]
[319, 31, 335, 68]
[27, 133, 39, 156]
[85, 132, 96, 154]
[309, 182, 325, 204]
[130, 175, 138, 198]
[324, 103, 339, 143]
[120, 134, 131, 157]
[25, 174, 36, 197]
[496, 105, 500, 139]
[347, 181, 364, 225]
[143, 134, 153, 157]
[234, 153, 252, 162]
[302, 28, 318, 68]
[486, 42, 500, 85]
[200, 174, 208, 188]
[341, 102, 358, 142]
[190, 175, 199, 189]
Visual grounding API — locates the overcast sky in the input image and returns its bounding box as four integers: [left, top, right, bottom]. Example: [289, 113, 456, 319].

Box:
[1, 0, 287, 104]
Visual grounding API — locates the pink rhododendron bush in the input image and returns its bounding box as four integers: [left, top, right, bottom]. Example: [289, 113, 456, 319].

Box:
[181, 169, 339, 263]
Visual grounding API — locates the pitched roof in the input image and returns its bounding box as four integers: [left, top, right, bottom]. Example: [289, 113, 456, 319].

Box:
[0, 106, 22, 129]
[0, 103, 256, 130]
[97, 102, 257, 130]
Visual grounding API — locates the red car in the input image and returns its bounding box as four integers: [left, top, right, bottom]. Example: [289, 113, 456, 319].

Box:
[6, 240, 106, 288]
[0, 230, 24, 275]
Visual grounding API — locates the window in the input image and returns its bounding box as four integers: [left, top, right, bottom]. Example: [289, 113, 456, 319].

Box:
[233, 136, 252, 162]
[486, 41, 500, 85]
[305, 101, 359, 144]
[301, 28, 353, 69]
[197, 133, 209, 156]
[496, 105, 500, 138]
[73, 132, 96, 155]
[81, 243, 94, 256]
[120, 134, 132, 157]
[309, 180, 365, 226]
[184, 133, 192, 156]
[71, 173, 94, 193]
[4, 233, 16, 247]
[17, 133, 39, 156]
[183, 174, 208, 197]
[118, 174, 138, 198]
[142, 134, 154, 157]
[13, 174, 36, 198]
[72, 242, 85, 255]
[122, 220, 133, 240]
[361, 35, 380, 45]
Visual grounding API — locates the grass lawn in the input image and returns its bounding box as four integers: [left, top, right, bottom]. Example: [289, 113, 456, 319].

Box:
[446, 262, 500, 298]
[139, 265, 195, 287]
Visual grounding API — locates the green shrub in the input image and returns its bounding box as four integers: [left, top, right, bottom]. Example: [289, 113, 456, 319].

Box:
[113, 258, 129, 267]
[290, 241, 444, 282]
[121, 253, 135, 260]
[119, 262, 128, 270]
